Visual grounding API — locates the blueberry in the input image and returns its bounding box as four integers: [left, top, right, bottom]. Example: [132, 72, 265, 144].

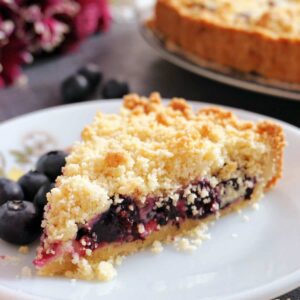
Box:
[61, 74, 91, 103]
[102, 79, 130, 99]
[18, 171, 49, 201]
[0, 200, 41, 245]
[78, 64, 102, 89]
[80, 198, 140, 244]
[0, 178, 24, 205]
[36, 150, 67, 181]
[34, 182, 55, 215]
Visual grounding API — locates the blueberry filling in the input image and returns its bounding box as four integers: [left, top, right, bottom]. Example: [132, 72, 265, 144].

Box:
[76, 176, 256, 251]
[77, 198, 140, 246]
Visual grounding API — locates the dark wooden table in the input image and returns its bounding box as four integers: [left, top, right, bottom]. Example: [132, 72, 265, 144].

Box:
[0, 22, 299, 299]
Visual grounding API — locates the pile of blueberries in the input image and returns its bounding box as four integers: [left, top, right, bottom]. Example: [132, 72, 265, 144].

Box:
[0, 151, 67, 245]
[62, 63, 130, 103]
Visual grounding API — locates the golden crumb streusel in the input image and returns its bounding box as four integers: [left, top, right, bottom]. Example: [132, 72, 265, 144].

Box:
[42, 93, 284, 245]
[169, 0, 300, 38]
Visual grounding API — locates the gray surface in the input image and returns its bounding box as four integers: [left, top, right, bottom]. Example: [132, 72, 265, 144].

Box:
[0, 23, 299, 299]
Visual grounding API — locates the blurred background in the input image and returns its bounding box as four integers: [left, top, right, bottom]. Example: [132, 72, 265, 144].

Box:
[0, 0, 299, 128]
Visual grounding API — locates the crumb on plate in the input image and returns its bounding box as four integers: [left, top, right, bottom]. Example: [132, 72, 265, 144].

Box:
[151, 241, 164, 254]
[96, 261, 117, 281]
[21, 266, 32, 277]
[18, 246, 29, 254]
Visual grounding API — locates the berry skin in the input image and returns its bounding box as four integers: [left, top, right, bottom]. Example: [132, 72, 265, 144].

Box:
[78, 64, 102, 89]
[18, 171, 50, 201]
[0, 200, 41, 245]
[102, 79, 130, 99]
[0, 178, 24, 206]
[61, 74, 91, 103]
[36, 150, 67, 181]
[34, 182, 55, 215]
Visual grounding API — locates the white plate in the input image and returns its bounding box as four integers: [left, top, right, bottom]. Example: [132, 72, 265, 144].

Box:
[0, 100, 299, 300]
[140, 25, 300, 102]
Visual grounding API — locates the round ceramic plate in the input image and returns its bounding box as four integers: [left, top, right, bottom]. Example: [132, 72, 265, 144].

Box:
[140, 25, 300, 102]
[0, 100, 300, 300]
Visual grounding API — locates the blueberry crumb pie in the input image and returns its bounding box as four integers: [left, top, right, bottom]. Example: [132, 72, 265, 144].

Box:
[34, 93, 285, 280]
[150, 0, 300, 83]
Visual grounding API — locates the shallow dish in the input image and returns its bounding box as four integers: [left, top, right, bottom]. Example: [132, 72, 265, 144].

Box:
[0, 99, 299, 300]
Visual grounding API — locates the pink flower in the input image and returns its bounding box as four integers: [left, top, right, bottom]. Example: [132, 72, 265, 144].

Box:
[0, 3, 29, 86]
[19, 1, 79, 52]
[61, 0, 111, 52]
[75, 0, 100, 39]
[76, 0, 110, 36]
[1, 37, 29, 85]
[0, 0, 111, 87]
[97, 0, 111, 31]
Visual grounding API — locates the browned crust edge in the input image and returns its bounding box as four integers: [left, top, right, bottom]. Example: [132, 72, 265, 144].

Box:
[151, 0, 300, 84]
[256, 121, 285, 189]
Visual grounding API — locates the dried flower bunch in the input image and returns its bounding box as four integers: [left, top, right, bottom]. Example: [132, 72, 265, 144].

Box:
[0, 0, 110, 87]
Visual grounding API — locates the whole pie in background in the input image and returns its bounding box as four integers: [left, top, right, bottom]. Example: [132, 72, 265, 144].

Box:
[149, 0, 300, 84]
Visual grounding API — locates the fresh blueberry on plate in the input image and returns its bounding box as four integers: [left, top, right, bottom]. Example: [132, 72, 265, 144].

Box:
[34, 182, 55, 215]
[61, 74, 91, 103]
[78, 64, 102, 89]
[36, 150, 67, 181]
[0, 178, 24, 205]
[18, 171, 49, 201]
[102, 79, 130, 99]
[0, 200, 41, 245]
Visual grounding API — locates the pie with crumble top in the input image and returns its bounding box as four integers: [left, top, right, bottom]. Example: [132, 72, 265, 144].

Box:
[34, 93, 285, 280]
[149, 0, 300, 84]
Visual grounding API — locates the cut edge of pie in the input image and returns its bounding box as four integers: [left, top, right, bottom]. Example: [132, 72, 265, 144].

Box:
[34, 93, 285, 281]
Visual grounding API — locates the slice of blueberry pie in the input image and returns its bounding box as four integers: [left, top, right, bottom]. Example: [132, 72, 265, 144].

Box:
[34, 93, 285, 280]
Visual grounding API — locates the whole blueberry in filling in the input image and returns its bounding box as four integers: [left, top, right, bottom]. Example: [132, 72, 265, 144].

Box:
[77, 198, 140, 245]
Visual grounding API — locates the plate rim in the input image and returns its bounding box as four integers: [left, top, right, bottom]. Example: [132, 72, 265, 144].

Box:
[0, 98, 299, 300]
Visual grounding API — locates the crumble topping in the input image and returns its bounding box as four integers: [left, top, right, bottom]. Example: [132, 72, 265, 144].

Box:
[252, 203, 260, 211]
[173, 0, 300, 38]
[175, 238, 198, 252]
[96, 261, 117, 281]
[114, 255, 125, 266]
[174, 223, 211, 251]
[21, 266, 32, 277]
[151, 241, 164, 253]
[242, 215, 250, 222]
[18, 246, 29, 254]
